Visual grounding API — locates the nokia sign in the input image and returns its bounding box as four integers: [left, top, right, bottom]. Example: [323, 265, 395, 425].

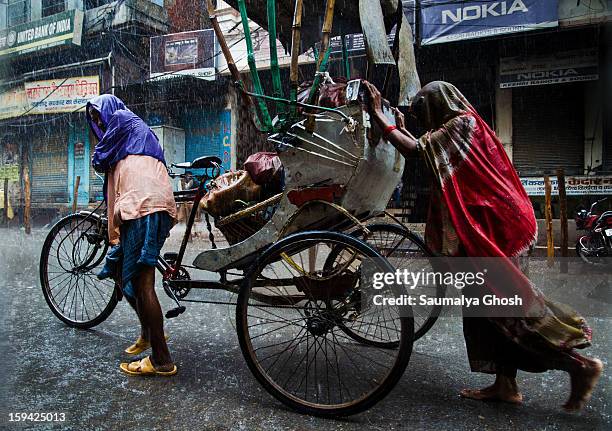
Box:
[420, 0, 558, 45]
[442, 1, 529, 24]
[499, 49, 599, 88]
[517, 69, 578, 80]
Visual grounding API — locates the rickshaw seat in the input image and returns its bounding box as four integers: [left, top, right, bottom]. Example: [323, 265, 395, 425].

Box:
[174, 156, 222, 170]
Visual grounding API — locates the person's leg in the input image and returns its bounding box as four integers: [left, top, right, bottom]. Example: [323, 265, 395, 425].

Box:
[460, 317, 603, 410]
[460, 369, 523, 404]
[125, 293, 148, 341]
[562, 351, 603, 412]
[460, 317, 523, 404]
[461, 347, 603, 410]
[134, 266, 174, 371]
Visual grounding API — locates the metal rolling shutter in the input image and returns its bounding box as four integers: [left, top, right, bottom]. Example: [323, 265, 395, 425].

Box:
[512, 84, 584, 176]
[183, 109, 233, 171]
[604, 134, 612, 172]
[603, 99, 612, 171]
[31, 130, 68, 204]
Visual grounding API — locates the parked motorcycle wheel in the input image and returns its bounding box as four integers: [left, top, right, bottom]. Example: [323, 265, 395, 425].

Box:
[576, 235, 608, 266]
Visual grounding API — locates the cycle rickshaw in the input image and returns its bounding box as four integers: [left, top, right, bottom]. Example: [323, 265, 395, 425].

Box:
[39, 0, 444, 416]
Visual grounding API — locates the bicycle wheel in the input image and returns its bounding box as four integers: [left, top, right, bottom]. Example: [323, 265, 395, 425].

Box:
[333, 224, 445, 342]
[237, 231, 414, 417]
[40, 213, 119, 328]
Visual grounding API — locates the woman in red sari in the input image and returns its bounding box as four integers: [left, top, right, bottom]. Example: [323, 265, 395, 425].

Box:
[364, 80, 602, 411]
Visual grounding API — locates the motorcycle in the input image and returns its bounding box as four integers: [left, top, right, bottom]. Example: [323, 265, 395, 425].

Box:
[575, 197, 612, 265]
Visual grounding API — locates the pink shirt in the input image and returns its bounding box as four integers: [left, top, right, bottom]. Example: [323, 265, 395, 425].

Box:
[106, 155, 177, 244]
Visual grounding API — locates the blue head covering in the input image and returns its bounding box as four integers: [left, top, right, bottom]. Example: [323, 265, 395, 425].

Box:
[87, 94, 165, 173]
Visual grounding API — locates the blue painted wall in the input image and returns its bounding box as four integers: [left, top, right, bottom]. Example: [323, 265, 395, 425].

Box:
[182, 109, 232, 172]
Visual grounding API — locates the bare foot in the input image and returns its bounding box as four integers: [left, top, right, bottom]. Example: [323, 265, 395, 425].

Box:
[460, 376, 523, 404]
[563, 358, 603, 412]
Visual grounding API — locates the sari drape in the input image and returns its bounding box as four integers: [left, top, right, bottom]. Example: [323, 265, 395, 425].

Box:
[417, 82, 591, 373]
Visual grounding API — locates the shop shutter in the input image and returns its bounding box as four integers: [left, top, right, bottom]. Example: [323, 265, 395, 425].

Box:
[183, 109, 232, 171]
[512, 83, 584, 176]
[31, 130, 68, 204]
[604, 138, 612, 172]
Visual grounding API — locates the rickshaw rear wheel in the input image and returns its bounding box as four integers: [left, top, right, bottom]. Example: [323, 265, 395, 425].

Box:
[325, 223, 445, 345]
[40, 213, 119, 329]
[237, 231, 414, 417]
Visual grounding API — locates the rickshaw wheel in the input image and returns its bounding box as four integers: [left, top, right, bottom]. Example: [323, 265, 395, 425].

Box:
[40, 213, 119, 329]
[237, 231, 414, 417]
[326, 223, 445, 344]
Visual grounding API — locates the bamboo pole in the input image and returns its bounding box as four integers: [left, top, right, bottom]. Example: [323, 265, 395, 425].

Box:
[317, 0, 336, 71]
[289, 0, 304, 119]
[267, 0, 283, 107]
[341, 33, 351, 79]
[544, 175, 554, 267]
[206, 0, 270, 131]
[207, 0, 241, 84]
[72, 175, 80, 214]
[306, 0, 336, 132]
[237, 0, 273, 128]
[4, 178, 8, 228]
[24, 166, 31, 235]
[557, 169, 568, 273]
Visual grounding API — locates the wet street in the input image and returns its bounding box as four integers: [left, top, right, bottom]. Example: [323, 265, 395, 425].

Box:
[1, 226, 611, 431]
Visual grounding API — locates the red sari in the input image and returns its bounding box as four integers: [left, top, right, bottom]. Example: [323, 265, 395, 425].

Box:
[416, 82, 591, 375]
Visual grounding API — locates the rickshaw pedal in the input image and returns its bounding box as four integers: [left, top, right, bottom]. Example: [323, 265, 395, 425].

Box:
[165, 306, 186, 319]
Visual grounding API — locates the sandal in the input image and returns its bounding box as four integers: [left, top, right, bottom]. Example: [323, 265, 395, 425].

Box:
[119, 356, 177, 376]
[125, 334, 169, 355]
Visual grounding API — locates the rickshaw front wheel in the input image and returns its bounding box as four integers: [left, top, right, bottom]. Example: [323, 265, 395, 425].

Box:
[236, 231, 414, 417]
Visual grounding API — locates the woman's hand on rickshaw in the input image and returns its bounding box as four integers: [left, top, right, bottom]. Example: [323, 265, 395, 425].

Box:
[393, 107, 406, 130]
[392, 107, 418, 142]
[363, 81, 419, 157]
[363, 81, 384, 121]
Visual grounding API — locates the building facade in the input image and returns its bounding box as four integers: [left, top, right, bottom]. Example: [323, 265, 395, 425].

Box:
[0, 0, 609, 225]
[0, 0, 168, 222]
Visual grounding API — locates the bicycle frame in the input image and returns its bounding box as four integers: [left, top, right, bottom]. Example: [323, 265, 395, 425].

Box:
[156, 185, 205, 277]
[155, 176, 241, 311]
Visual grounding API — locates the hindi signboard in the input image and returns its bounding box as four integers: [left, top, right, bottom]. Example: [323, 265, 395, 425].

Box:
[420, 0, 558, 45]
[24, 76, 100, 114]
[499, 48, 599, 88]
[0, 10, 83, 57]
[0, 76, 99, 119]
[521, 176, 612, 196]
[0, 87, 28, 120]
[150, 29, 216, 81]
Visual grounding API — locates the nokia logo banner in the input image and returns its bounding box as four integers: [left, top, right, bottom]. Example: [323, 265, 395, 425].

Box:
[420, 0, 558, 45]
[499, 49, 599, 88]
[442, 1, 529, 24]
[517, 69, 578, 80]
